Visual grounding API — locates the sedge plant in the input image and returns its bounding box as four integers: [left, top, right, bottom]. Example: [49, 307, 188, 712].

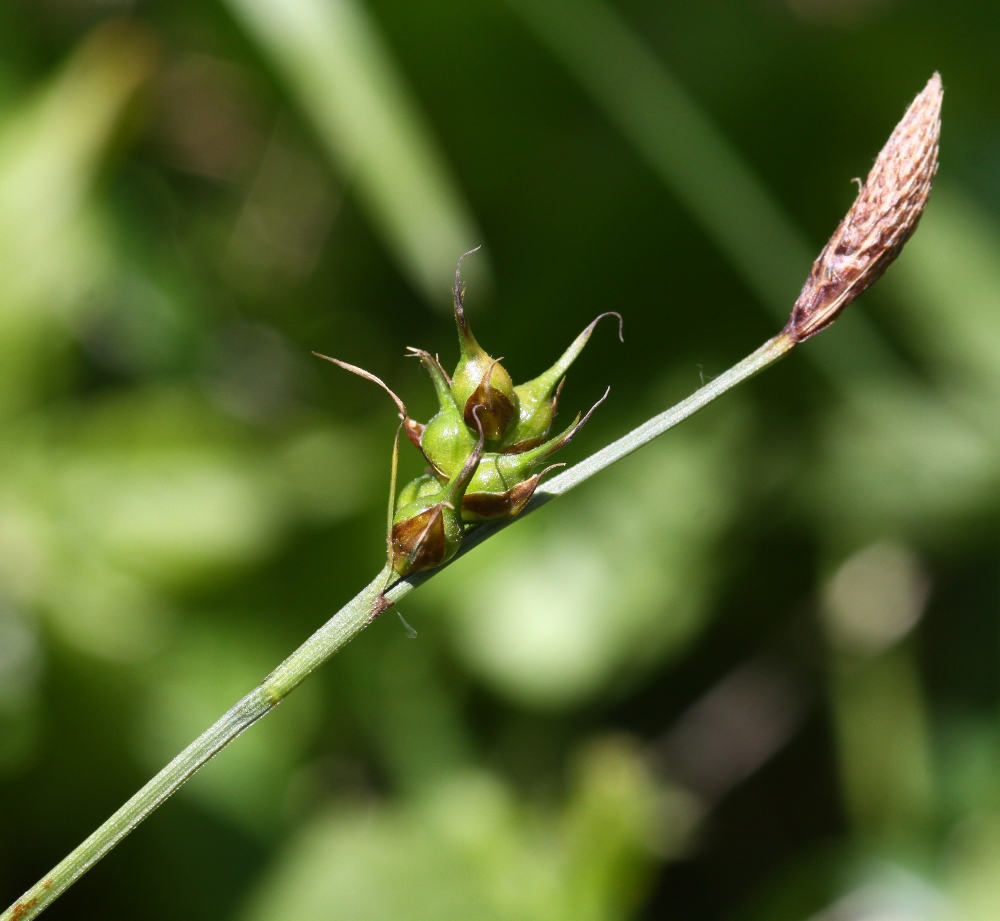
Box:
[2, 73, 942, 921]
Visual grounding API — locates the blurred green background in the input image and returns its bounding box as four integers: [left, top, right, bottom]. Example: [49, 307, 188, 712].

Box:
[2, 1, 1000, 919]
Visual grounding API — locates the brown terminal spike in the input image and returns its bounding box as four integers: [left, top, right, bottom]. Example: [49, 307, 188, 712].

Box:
[784, 73, 942, 343]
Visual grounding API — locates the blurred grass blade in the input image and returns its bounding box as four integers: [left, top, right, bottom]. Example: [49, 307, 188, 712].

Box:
[829, 647, 936, 848]
[503, 0, 903, 384]
[508, 0, 808, 312]
[226, 0, 487, 305]
[0, 20, 153, 295]
[889, 186, 1000, 401]
[0, 19, 155, 413]
[823, 544, 937, 850]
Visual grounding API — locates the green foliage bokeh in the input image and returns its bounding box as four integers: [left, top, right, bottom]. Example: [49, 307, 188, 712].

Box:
[3, 1, 1000, 919]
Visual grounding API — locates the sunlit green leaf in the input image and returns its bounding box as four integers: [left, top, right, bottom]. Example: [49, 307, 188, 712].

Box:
[225, 0, 487, 304]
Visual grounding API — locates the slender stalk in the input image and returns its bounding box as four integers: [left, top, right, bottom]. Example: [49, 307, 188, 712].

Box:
[2, 332, 793, 921]
[539, 333, 793, 497]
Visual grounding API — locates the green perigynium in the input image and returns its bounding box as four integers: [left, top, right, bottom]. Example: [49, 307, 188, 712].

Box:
[388, 406, 487, 576]
[316, 248, 621, 577]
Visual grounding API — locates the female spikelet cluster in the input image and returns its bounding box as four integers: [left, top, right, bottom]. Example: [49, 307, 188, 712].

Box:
[317, 250, 621, 577]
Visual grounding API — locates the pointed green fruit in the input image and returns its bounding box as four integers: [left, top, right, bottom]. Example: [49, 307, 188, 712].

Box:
[461, 387, 609, 522]
[395, 473, 441, 509]
[420, 410, 478, 479]
[449, 248, 518, 441]
[407, 347, 477, 478]
[504, 312, 622, 453]
[390, 407, 486, 576]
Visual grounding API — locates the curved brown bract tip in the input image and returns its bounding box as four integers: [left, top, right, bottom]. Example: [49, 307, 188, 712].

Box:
[554, 386, 611, 451]
[589, 311, 625, 343]
[405, 346, 451, 383]
[501, 433, 548, 454]
[784, 73, 942, 343]
[454, 245, 482, 292]
[452, 246, 482, 339]
[551, 376, 566, 415]
[313, 352, 410, 420]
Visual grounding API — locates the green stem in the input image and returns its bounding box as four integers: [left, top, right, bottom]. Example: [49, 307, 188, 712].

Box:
[2, 332, 794, 921]
[539, 333, 793, 497]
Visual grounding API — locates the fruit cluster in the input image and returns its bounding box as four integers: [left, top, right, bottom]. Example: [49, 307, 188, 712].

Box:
[319, 251, 621, 577]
